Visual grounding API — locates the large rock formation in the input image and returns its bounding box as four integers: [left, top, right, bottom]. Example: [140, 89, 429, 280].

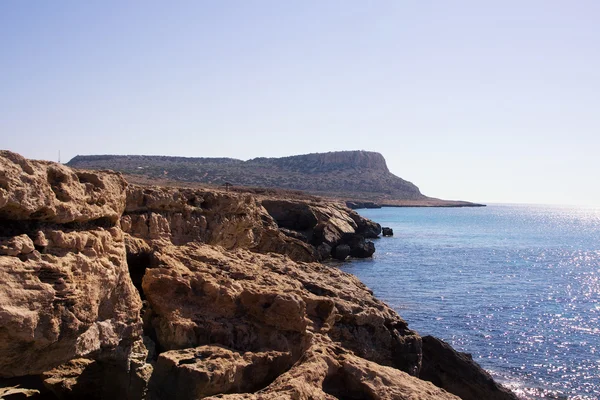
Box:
[67, 151, 466, 206]
[0, 151, 513, 399]
[0, 151, 142, 378]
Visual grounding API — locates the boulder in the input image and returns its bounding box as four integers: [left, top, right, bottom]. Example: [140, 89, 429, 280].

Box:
[0, 150, 126, 224]
[382, 227, 394, 236]
[332, 244, 351, 261]
[347, 235, 376, 258]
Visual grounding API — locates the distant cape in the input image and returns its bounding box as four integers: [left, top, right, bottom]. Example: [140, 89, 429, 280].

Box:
[68, 150, 483, 207]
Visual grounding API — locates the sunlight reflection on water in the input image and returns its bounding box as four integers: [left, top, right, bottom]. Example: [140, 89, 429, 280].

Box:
[342, 204, 600, 400]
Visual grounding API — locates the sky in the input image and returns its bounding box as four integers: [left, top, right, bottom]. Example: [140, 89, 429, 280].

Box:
[1, 1, 599, 206]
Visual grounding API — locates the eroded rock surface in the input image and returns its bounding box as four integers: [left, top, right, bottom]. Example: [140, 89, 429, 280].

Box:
[0, 151, 516, 400]
[121, 185, 317, 262]
[0, 152, 142, 379]
[203, 335, 458, 400]
[141, 242, 421, 374]
[261, 199, 380, 260]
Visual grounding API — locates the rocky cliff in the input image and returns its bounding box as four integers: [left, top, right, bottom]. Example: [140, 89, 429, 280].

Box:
[0, 151, 513, 400]
[67, 151, 478, 206]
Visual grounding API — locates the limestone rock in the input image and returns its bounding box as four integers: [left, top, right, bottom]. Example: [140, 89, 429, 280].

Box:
[262, 199, 379, 260]
[0, 151, 142, 378]
[204, 335, 459, 400]
[122, 185, 317, 262]
[0, 228, 142, 377]
[0, 150, 126, 224]
[141, 242, 422, 377]
[148, 346, 291, 400]
[349, 210, 382, 238]
[420, 335, 519, 400]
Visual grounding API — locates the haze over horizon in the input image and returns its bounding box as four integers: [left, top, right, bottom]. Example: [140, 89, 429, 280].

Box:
[2, 1, 599, 206]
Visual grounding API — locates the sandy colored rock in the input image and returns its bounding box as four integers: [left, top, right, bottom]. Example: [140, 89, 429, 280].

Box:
[0, 152, 515, 400]
[204, 335, 459, 400]
[0, 227, 142, 377]
[141, 242, 422, 375]
[0, 151, 142, 378]
[148, 345, 292, 400]
[0, 150, 127, 224]
[121, 185, 317, 262]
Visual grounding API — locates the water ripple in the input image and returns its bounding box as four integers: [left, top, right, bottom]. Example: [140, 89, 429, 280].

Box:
[342, 204, 600, 400]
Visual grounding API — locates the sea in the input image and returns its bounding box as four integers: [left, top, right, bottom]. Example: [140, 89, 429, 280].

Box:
[341, 204, 600, 400]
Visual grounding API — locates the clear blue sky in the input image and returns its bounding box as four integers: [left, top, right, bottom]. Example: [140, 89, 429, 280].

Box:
[2, 1, 599, 205]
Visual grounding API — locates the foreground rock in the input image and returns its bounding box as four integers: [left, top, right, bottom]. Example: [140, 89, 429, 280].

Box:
[0, 151, 144, 382]
[0, 151, 515, 399]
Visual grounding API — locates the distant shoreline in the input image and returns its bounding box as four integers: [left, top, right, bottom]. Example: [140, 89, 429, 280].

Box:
[346, 199, 486, 210]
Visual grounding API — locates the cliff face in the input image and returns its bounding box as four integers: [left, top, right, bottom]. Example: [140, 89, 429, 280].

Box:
[67, 150, 426, 202]
[0, 151, 514, 400]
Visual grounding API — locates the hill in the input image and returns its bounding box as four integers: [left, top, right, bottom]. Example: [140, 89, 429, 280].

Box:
[67, 151, 483, 207]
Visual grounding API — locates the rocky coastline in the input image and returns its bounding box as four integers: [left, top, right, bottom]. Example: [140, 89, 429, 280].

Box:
[0, 151, 515, 399]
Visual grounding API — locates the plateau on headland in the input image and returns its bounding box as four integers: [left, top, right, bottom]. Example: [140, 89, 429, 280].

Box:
[0, 150, 511, 399]
[67, 151, 484, 208]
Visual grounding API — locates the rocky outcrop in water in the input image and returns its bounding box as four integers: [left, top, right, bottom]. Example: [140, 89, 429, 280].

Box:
[0, 151, 514, 399]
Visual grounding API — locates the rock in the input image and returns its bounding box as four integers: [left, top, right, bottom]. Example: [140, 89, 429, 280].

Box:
[332, 244, 351, 260]
[316, 243, 332, 260]
[420, 335, 519, 400]
[204, 335, 459, 400]
[122, 185, 317, 262]
[278, 228, 308, 242]
[382, 227, 394, 236]
[345, 201, 382, 209]
[345, 234, 376, 258]
[0, 150, 126, 224]
[0, 152, 517, 400]
[260, 199, 381, 259]
[43, 353, 152, 400]
[0, 234, 35, 256]
[141, 242, 422, 375]
[0, 227, 143, 377]
[148, 346, 292, 400]
[0, 151, 143, 381]
[261, 200, 318, 231]
[350, 210, 382, 238]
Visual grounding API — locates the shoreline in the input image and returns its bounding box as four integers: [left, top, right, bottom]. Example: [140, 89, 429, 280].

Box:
[0, 150, 516, 400]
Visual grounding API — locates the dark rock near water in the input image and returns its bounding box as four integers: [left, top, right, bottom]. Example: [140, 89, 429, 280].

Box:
[349, 211, 382, 239]
[317, 243, 333, 260]
[420, 335, 519, 400]
[345, 234, 376, 258]
[382, 227, 394, 236]
[333, 244, 351, 260]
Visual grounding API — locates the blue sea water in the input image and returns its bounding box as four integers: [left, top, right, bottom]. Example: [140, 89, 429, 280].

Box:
[341, 204, 600, 400]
